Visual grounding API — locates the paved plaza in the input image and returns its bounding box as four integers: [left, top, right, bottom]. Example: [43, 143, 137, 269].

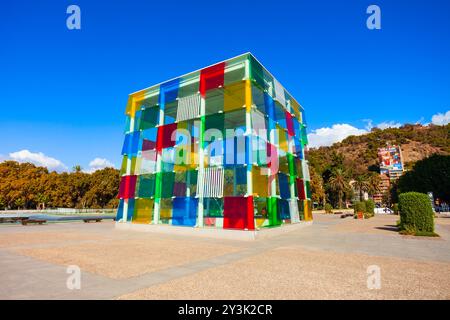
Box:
[1, 213, 449, 299]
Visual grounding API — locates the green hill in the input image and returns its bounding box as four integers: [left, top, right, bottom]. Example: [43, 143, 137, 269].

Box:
[308, 124, 450, 177]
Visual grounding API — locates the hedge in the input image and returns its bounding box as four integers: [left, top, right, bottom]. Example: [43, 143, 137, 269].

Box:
[399, 192, 434, 233]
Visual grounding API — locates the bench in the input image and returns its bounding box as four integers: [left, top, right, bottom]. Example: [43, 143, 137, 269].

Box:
[83, 218, 102, 223]
[22, 219, 47, 225]
[0, 217, 29, 224]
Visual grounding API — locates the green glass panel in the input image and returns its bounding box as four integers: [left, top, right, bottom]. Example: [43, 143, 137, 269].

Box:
[249, 55, 264, 89]
[139, 106, 159, 130]
[268, 197, 281, 226]
[160, 172, 175, 198]
[137, 174, 155, 198]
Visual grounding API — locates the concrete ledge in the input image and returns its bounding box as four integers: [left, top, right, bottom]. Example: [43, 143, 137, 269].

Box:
[115, 221, 313, 241]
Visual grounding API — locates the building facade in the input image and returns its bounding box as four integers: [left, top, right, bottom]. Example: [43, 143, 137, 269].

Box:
[116, 53, 312, 230]
[373, 145, 404, 204]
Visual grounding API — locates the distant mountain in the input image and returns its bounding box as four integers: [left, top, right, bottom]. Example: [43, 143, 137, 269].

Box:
[307, 124, 450, 176]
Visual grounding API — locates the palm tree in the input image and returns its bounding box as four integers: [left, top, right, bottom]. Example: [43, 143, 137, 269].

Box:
[328, 169, 348, 209]
[72, 165, 82, 173]
[354, 175, 370, 201]
[368, 173, 381, 196]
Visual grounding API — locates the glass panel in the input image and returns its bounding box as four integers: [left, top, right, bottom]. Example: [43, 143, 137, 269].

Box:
[159, 198, 173, 223]
[278, 198, 290, 220]
[223, 81, 245, 112]
[296, 178, 306, 200]
[139, 106, 159, 130]
[278, 173, 290, 199]
[116, 199, 124, 221]
[173, 171, 187, 197]
[157, 123, 177, 150]
[118, 175, 137, 199]
[121, 131, 141, 156]
[223, 166, 247, 196]
[200, 62, 225, 97]
[223, 196, 254, 230]
[142, 127, 158, 151]
[160, 172, 175, 198]
[205, 88, 224, 115]
[252, 166, 269, 198]
[136, 174, 156, 198]
[140, 150, 157, 174]
[172, 197, 198, 226]
[126, 198, 135, 221]
[204, 197, 223, 217]
[224, 62, 245, 86]
[133, 198, 154, 224]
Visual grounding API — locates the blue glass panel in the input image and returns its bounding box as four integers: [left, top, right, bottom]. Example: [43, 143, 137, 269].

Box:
[278, 173, 290, 199]
[159, 78, 180, 106]
[172, 197, 198, 226]
[116, 199, 124, 221]
[264, 93, 275, 121]
[127, 198, 135, 221]
[278, 199, 290, 219]
[121, 131, 141, 156]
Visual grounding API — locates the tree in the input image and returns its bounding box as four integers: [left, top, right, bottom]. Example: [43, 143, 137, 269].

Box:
[0, 161, 120, 210]
[72, 165, 83, 173]
[397, 154, 450, 202]
[310, 167, 326, 207]
[367, 173, 381, 196]
[328, 168, 349, 209]
[353, 175, 370, 201]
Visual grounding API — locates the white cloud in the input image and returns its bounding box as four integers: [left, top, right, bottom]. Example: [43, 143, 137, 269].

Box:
[376, 121, 402, 130]
[307, 124, 368, 148]
[431, 110, 450, 126]
[84, 157, 115, 173]
[8, 150, 68, 171]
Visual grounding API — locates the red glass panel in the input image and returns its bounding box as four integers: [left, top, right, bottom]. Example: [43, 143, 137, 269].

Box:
[285, 111, 295, 136]
[118, 175, 137, 199]
[223, 196, 254, 230]
[200, 62, 225, 97]
[156, 123, 177, 151]
[296, 178, 306, 200]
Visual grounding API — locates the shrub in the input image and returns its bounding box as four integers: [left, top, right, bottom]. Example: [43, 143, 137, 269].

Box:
[353, 201, 366, 214]
[324, 203, 333, 214]
[365, 199, 375, 218]
[399, 192, 434, 233]
[392, 203, 399, 215]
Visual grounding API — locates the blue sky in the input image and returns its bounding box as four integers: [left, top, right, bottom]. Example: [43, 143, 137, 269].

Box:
[1, 0, 449, 171]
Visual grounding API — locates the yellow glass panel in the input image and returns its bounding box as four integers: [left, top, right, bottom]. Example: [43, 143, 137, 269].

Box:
[224, 81, 246, 112]
[133, 198, 154, 224]
[255, 218, 267, 228]
[304, 199, 313, 221]
[134, 157, 142, 175]
[252, 167, 269, 197]
[159, 199, 172, 219]
[129, 157, 138, 175]
[120, 156, 128, 175]
[245, 79, 252, 112]
[277, 125, 289, 152]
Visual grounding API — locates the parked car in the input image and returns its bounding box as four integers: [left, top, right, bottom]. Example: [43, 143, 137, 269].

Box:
[374, 207, 394, 214]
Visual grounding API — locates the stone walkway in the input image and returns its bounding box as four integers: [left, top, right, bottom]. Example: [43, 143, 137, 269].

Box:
[0, 214, 449, 299]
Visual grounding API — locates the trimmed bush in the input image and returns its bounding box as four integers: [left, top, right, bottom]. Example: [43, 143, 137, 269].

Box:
[399, 192, 434, 233]
[324, 203, 333, 214]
